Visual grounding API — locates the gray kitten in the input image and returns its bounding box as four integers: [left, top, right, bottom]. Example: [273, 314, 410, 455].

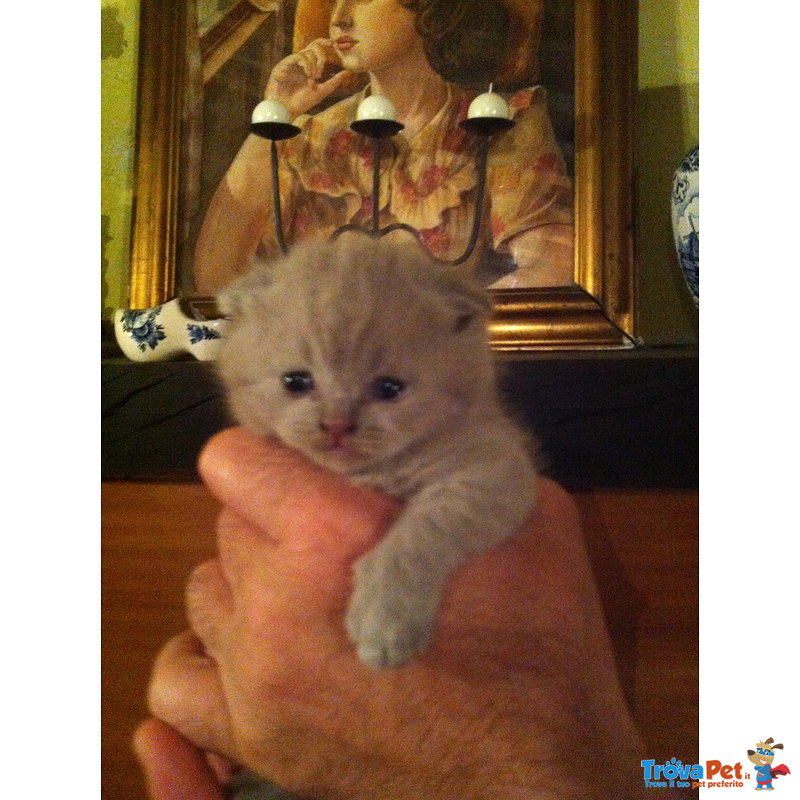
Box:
[216, 235, 538, 670]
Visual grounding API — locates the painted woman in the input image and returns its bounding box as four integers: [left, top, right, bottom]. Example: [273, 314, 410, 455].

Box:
[193, 0, 574, 293]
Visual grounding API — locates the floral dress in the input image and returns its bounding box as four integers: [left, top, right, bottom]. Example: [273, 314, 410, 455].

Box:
[267, 84, 573, 277]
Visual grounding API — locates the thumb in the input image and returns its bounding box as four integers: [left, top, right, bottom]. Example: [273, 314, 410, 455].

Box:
[198, 427, 399, 575]
[317, 68, 349, 97]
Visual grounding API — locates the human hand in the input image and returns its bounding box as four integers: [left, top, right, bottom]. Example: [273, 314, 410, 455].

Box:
[140, 427, 646, 799]
[266, 39, 349, 118]
[134, 717, 231, 800]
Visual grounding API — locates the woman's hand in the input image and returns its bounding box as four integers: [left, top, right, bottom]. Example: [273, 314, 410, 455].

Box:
[266, 38, 350, 118]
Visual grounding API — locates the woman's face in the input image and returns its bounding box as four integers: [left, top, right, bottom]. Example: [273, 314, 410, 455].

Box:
[329, 0, 424, 73]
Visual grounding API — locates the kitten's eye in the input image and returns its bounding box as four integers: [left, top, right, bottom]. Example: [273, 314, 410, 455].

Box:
[373, 376, 405, 401]
[282, 370, 314, 395]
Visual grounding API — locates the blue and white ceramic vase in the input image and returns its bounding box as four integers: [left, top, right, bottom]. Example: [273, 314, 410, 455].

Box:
[671, 146, 699, 306]
[113, 298, 229, 361]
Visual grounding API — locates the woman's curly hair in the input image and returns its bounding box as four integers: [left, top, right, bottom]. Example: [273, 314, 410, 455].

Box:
[397, 0, 511, 87]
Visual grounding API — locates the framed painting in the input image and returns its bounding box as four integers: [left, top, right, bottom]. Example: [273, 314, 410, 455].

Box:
[127, 0, 636, 350]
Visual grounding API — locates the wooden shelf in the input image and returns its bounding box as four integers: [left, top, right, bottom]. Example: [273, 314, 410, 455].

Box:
[102, 346, 698, 489]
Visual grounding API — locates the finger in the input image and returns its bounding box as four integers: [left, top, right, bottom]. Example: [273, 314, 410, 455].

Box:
[133, 718, 225, 800]
[148, 631, 235, 757]
[308, 37, 341, 65]
[198, 428, 399, 568]
[185, 559, 234, 656]
[215, 506, 277, 596]
[298, 43, 333, 82]
[295, 50, 319, 79]
[307, 38, 344, 76]
[317, 68, 349, 97]
[306, 44, 327, 79]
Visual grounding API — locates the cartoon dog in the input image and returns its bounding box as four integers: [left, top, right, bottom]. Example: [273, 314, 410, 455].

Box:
[747, 738, 791, 790]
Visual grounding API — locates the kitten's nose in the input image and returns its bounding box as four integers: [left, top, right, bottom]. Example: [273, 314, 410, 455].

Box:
[319, 416, 357, 446]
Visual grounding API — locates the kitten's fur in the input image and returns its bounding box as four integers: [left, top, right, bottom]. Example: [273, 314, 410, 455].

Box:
[216, 235, 538, 669]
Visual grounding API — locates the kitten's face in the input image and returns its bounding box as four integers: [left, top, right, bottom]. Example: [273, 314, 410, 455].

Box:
[217, 238, 493, 474]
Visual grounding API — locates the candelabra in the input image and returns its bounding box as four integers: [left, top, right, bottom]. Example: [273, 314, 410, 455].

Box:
[114, 87, 517, 361]
[250, 86, 515, 265]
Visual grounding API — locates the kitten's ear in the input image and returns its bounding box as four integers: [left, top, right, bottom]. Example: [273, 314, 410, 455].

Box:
[439, 269, 493, 334]
[215, 259, 275, 318]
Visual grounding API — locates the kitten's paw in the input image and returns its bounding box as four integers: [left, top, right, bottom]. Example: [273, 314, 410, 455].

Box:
[345, 555, 438, 670]
[349, 615, 433, 670]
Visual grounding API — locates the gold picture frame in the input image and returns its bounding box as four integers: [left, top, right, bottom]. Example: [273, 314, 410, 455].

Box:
[128, 0, 636, 350]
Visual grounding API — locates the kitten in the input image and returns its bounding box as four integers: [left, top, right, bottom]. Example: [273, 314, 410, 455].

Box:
[216, 234, 538, 669]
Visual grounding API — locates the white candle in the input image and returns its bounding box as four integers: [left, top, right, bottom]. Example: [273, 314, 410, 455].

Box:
[467, 89, 511, 121]
[356, 95, 398, 122]
[252, 98, 293, 125]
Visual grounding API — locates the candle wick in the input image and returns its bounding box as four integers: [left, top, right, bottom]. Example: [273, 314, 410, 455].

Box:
[489, 82, 494, 93]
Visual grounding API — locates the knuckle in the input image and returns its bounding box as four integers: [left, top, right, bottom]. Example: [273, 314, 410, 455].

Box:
[185, 560, 227, 646]
[146, 673, 172, 721]
[147, 637, 187, 721]
[185, 559, 219, 604]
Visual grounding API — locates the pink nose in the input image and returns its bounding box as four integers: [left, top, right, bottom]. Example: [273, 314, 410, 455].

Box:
[319, 417, 357, 446]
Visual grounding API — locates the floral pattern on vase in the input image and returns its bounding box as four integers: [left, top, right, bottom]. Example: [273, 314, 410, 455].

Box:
[187, 323, 223, 344]
[119, 307, 167, 352]
[671, 146, 699, 306]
